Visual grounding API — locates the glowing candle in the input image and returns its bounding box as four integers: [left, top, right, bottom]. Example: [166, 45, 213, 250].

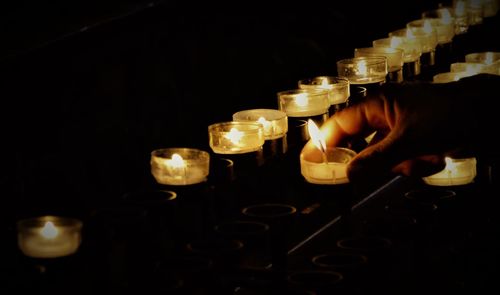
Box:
[465, 52, 500, 65]
[432, 71, 469, 83]
[232, 109, 288, 140]
[298, 76, 350, 105]
[452, 0, 469, 34]
[390, 27, 438, 55]
[151, 148, 210, 185]
[300, 120, 356, 184]
[336, 57, 387, 85]
[17, 216, 83, 258]
[373, 36, 422, 63]
[208, 122, 264, 154]
[423, 157, 477, 186]
[419, 9, 457, 43]
[354, 47, 404, 82]
[277, 89, 330, 117]
[450, 62, 496, 75]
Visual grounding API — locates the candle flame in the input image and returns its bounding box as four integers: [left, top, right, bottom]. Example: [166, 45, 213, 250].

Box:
[390, 36, 402, 48]
[406, 28, 415, 39]
[41, 221, 58, 239]
[485, 52, 494, 65]
[320, 78, 329, 87]
[307, 119, 327, 153]
[225, 127, 244, 144]
[444, 157, 457, 172]
[423, 20, 433, 34]
[440, 8, 452, 25]
[257, 116, 272, 130]
[295, 93, 309, 107]
[166, 153, 186, 168]
[357, 60, 368, 76]
[455, 0, 466, 17]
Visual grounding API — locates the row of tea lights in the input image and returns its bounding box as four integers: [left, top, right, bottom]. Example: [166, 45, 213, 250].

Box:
[16, 1, 499, 260]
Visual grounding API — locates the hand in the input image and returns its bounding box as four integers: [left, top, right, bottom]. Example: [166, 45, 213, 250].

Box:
[301, 78, 479, 184]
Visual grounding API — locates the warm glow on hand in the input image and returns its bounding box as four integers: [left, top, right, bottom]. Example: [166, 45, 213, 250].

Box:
[225, 127, 244, 144]
[41, 221, 58, 239]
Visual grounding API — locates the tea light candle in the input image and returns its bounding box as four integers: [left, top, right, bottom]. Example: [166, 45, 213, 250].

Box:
[465, 52, 500, 65]
[354, 47, 404, 82]
[336, 57, 388, 85]
[433, 71, 469, 83]
[373, 36, 422, 63]
[277, 89, 330, 117]
[300, 119, 356, 184]
[297, 76, 350, 105]
[452, 0, 469, 34]
[151, 148, 210, 185]
[450, 62, 495, 75]
[232, 109, 288, 140]
[17, 216, 83, 258]
[463, 0, 484, 25]
[208, 121, 264, 154]
[483, 0, 499, 17]
[391, 27, 438, 55]
[408, 18, 455, 45]
[423, 157, 477, 186]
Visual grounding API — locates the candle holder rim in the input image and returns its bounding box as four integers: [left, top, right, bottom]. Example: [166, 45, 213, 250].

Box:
[122, 189, 177, 202]
[355, 46, 404, 56]
[17, 215, 83, 229]
[300, 147, 357, 164]
[241, 203, 298, 218]
[208, 121, 264, 133]
[232, 108, 288, 121]
[151, 147, 210, 160]
[311, 252, 369, 268]
[336, 56, 387, 66]
[277, 88, 331, 97]
[298, 76, 350, 87]
[404, 188, 456, 201]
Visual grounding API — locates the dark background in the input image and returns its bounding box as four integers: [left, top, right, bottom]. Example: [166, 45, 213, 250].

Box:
[0, 0, 454, 213]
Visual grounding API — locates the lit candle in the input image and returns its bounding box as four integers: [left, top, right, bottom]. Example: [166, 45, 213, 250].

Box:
[465, 52, 500, 65]
[450, 62, 496, 75]
[277, 89, 330, 118]
[423, 157, 477, 186]
[462, 0, 484, 26]
[373, 36, 422, 63]
[354, 47, 404, 82]
[297, 76, 350, 105]
[408, 18, 455, 45]
[151, 148, 210, 185]
[432, 71, 469, 83]
[208, 121, 264, 154]
[452, 0, 469, 34]
[232, 109, 288, 140]
[336, 57, 388, 85]
[17, 216, 82, 258]
[391, 26, 438, 55]
[300, 119, 357, 184]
